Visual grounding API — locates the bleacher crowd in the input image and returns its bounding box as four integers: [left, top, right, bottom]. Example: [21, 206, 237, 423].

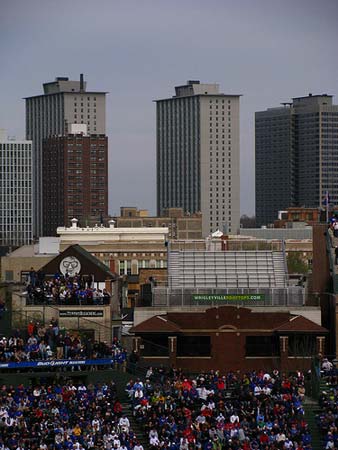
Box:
[126, 367, 311, 450]
[0, 319, 126, 364]
[0, 381, 144, 450]
[24, 269, 111, 305]
[317, 360, 338, 449]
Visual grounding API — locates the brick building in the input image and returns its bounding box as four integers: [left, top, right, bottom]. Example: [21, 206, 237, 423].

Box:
[115, 207, 202, 240]
[131, 305, 327, 372]
[42, 126, 108, 235]
[274, 207, 323, 228]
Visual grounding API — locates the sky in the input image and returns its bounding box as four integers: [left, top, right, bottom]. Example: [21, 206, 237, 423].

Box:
[1, 0, 338, 217]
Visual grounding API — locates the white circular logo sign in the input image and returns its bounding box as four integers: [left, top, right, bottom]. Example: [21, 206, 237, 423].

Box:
[59, 256, 81, 276]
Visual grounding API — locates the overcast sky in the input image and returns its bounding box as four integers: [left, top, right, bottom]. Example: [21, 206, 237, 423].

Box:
[1, 0, 338, 216]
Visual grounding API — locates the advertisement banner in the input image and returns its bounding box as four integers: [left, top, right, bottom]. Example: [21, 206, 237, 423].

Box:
[0, 357, 126, 370]
[59, 310, 104, 317]
[192, 294, 265, 302]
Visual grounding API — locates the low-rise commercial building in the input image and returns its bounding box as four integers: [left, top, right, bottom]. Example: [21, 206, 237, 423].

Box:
[114, 207, 202, 240]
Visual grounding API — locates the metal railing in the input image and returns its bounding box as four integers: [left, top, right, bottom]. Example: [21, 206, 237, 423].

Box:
[325, 230, 338, 292]
[23, 292, 111, 306]
[226, 240, 283, 252]
[151, 286, 305, 307]
[9, 304, 113, 343]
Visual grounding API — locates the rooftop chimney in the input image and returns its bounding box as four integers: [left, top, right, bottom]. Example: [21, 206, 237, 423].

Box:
[80, 74, 84, 92]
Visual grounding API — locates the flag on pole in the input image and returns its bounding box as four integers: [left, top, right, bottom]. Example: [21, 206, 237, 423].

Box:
[322, 191, 331, 206]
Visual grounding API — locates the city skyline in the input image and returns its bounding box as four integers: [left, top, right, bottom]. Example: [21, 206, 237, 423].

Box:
[1, 0, 338, 217]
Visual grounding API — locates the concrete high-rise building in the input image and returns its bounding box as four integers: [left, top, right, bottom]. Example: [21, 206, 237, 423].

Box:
[256, 94, 338, 227]
[255, 106, 296, 227]
[25, 74, 107, 236]
[156, 80, 241, 237]
[0, 129, 33, 247]
[42, 125, 108, 236]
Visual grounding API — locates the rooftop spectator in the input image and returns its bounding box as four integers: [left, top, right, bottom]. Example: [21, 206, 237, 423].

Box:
[23, 272, 111, 306]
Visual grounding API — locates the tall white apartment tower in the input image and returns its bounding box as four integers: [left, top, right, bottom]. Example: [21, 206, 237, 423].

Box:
[0, 129, 33, 246]
[156, 81, 240, 236]
[25, 74, 107, 237]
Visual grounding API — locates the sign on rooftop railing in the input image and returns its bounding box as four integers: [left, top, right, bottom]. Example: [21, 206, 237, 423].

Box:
[0, 356, 126, 370]
[192, 293, 265, 302]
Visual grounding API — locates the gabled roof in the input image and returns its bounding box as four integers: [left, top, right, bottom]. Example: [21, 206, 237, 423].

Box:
[131, 306, 328, 334]
[275, 315, 327, 333]
[70, 245, 115, 278]
[40, 244, 116, 281]
[131, 316, 181, 333]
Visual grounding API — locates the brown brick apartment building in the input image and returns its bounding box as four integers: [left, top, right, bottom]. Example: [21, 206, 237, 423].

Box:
[42, 131, 108, 235]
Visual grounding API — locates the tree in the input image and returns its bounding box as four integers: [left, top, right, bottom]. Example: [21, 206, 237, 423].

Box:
[287, 252, 309, 274]
[240, 215, 256, 228]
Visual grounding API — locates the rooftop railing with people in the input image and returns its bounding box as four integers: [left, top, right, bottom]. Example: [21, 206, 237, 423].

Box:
[22, 269, 111, 306]
[0, 317, 127, 372]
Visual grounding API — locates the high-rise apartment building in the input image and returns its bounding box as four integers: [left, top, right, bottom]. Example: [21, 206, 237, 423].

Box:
[25, 74, 107, 236]
[256, 94, 338, 227]
[0, 129, 33, 246]
[42, 125, 108, 236]
[156, 80, 241, 236]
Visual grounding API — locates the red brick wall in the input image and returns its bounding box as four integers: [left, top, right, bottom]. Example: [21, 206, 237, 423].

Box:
[312, 223, 330, 294]
[139, 332, 314, 373]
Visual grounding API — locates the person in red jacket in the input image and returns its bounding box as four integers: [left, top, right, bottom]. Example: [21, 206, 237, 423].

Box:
[113, 399, 122, 415]
[27, 320, 35, 336]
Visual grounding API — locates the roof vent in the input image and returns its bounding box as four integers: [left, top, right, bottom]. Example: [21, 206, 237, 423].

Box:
[71, 218, 78, 229]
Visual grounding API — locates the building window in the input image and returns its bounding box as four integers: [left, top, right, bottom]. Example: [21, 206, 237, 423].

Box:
[288, 335, 317, 356]
[177, 336, 211, 357]
[143, 336, 169, 356]
[246, 336, 280, 357]
[5, 270, 13, 281]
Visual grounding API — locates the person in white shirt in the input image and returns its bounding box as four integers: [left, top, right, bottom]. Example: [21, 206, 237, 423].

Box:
[179, 438, 189, 450]
[91, 417, 100, 431]
[118, 415, 130, 432]
[276, 432, 286, 443]
[322, 358, 333, 372]
[112, 434, 120, 447]
[262, 386, 271, 395]
[230, 413, 239, 424]
[134, 388, 144, 400]
[149, 428, 158, 441]
[133, 443, 144, 450]
[149, 436, 160, 446]
[254, 385, 262, 396]
[197, 386, 209, 400]
[284, 438, 293, 449]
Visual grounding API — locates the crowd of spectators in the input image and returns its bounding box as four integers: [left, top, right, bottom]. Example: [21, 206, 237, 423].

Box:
[0, 380, 145, 450]
[0, 298, 5, 320]
[126, 367, 311, 450]
[24, 269, 111, 306]
[0, 319, 126, 365]
[317, 360, 338, 449]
